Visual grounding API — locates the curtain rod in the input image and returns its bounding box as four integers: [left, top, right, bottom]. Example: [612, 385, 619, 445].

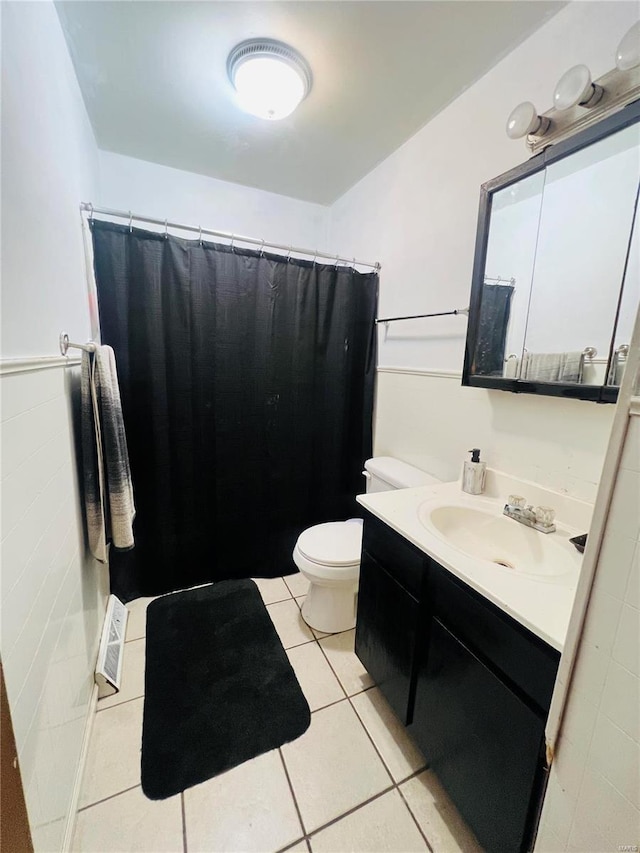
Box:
[80, 203, 381, 271]
[376, 308, 469, 324]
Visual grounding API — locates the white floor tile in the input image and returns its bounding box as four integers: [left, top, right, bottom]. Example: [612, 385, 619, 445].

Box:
[400, 770, 482, 853]
[310, 789, 427, 853]
[287, 642, 345, 712]
[267, 599, 315, 649]
[184, 749, 303, 853]
[351, 688, 426, 782]
[318, 629, 373, 695]
[73, 786, 182, 852]
[98, 638, 146, 710]
[126, 597, 155, 642]
[253, 576, 292, 605]
[281, 700, 391, 833]
[79, 698, 143, 808]
[284, 572, 310, 598]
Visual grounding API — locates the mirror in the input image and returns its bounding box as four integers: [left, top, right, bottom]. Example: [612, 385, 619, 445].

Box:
[463, 100, 640, 402]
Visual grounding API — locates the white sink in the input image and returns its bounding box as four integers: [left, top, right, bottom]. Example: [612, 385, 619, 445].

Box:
[418, 502, 580, 581]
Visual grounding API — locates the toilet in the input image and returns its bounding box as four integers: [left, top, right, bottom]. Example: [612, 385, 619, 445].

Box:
[293, 457, 440, 633]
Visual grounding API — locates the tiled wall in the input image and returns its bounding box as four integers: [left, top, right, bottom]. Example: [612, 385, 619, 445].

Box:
[536, 411, 640, 852]
[374, 371, 615, 503]
[1, 364, 108, 851]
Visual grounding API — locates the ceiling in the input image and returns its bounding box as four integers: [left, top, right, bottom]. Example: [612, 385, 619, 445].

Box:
[56, 1, 565, 205]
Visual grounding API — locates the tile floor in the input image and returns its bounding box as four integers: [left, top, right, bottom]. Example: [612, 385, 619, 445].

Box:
[72, 576, 482, 852]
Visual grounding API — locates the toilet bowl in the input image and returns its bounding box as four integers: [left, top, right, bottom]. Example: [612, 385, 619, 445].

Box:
[293, 519, 363, 634]
[293, 457, 441, 633]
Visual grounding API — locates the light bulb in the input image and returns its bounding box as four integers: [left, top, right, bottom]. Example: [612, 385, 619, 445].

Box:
[505, 102, 550, 139]
[616, 21, 640, 71]
[553, 64, 603, 111]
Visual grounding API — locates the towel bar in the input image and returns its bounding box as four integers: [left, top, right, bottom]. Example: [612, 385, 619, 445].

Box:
[59, 332, 97, 356]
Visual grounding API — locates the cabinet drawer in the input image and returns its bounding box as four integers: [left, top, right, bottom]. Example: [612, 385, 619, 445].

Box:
[362, 513, 426, 598]
[430, 563, 560, 713]
[355, 552, 421, 724]
[411, 618, 545, 853]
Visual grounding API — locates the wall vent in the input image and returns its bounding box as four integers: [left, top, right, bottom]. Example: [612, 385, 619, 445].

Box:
[95, 595, 128, 698]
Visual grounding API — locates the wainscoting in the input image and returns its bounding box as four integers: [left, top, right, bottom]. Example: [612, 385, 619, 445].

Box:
[373, 366, 615, 503]
[1, 359, 108, 851]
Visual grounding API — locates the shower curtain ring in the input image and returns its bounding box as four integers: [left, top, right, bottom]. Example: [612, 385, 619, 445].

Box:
[286, 246, 292, 262]
[198, 225, 203, 246]
[312, 250, 317, 267]
[128, 211, 133, 233]
[88, 203, 94, 222]
[230, 234, 235, 252]
[334, 254, 340, 269]
[259, 239, 265, 257]
[164, 219, 168, 239]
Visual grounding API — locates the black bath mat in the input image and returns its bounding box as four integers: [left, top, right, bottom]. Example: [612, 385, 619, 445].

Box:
[141, 580, 311, 799]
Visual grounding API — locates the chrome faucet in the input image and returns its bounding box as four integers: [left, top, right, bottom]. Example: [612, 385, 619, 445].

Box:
[503, 495, 556, 533]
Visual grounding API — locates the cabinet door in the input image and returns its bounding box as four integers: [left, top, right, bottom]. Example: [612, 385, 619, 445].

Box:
[411, 618, 545, 853]
[355, 552, 421, 724]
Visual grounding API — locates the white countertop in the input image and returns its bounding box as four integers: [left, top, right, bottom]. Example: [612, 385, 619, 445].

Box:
[357, 474, 589, 652]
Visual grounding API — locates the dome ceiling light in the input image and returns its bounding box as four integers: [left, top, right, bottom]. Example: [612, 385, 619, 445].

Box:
[227, 39, 312, 121]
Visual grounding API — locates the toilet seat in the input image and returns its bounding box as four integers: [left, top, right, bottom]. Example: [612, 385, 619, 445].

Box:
[293, 520, 363, 584]
[297, 520, 363, 567]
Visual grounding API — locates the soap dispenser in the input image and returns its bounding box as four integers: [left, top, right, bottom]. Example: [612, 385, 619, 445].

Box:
[462, 448, 486, 495]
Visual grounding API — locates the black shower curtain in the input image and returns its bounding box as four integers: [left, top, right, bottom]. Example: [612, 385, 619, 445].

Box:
[472, 283, 514, 376]
[91, 220, 377, 601]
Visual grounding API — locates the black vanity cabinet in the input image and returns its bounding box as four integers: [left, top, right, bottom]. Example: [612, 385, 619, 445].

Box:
[355, 512, 561, 853]
[354, 517, 426, 724]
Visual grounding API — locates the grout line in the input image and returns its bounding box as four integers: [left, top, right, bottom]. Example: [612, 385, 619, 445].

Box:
[278, 748, 307, 837]
[0, 391, 65, 429]
[77, 784, 141, 813]
[281, 636, 317, 652]
[96, 694, 144, 713]
[315, 640, 349, 700]
[346, 690, 396, 787]
[396, 780, 434, 853]
[313, 633, 433, 849]
[96, 692, 145, 712]
[181, 791, 188, 853]
[308, 695, 349, 715]
[274, 839, 307, 853]
[306, 782, 396, 839]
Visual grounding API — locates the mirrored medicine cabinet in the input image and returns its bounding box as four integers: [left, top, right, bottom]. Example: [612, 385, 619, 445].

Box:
[462, 98, 640, 403]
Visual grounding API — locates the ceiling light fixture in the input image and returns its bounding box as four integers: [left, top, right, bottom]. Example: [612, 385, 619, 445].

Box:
[553, 64, 603, 111]
[615, 20, 640, 71]
[227, 39, 312, 121]
[505, 101, 550, 140]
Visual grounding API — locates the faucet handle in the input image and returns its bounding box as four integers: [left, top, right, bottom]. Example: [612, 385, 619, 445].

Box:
[535, 506, 555, 526]
[508, 494, 526, 508]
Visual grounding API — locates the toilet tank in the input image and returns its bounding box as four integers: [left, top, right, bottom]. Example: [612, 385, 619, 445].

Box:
[363, 457, 440, 493]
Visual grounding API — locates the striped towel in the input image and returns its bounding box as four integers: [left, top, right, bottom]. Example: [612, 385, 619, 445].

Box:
[520, 351, 584, 383]
[81, 346, 135, 562]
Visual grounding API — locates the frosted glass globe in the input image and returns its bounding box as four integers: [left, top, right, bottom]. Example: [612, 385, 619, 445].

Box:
[233, 57, 306, 120]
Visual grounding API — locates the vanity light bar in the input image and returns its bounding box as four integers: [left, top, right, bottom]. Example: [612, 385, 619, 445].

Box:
[506, 20, 640, 153]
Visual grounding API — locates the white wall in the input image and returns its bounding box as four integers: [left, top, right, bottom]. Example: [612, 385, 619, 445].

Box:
[536, 408, 640, 852]
[98, 151, 331, 254]
[330, 2, 639, 498]
[1, 3, 107, 850]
